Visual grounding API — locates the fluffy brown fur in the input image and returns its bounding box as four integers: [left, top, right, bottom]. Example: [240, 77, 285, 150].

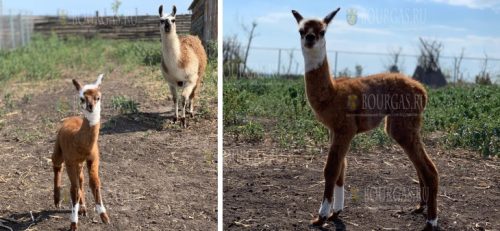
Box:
[52, 78, 109, 231]
[179, 35, 207, 101]
[292, 9, 439, 231]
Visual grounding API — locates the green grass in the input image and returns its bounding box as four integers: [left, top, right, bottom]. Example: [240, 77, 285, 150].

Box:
[111, 95, 139, 114]
[224, 77, 500, 157]
[0, 34, 162, 84]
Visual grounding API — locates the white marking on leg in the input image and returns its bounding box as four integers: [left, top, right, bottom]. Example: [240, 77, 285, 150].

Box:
[96, 203, 107, 214]
[427, 218, 438, 227]
[318, 198, 331, 218]
[71, 203, 80, 223]
[333, 185, 344, 212]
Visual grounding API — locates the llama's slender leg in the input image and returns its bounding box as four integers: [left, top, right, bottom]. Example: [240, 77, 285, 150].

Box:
[387, 116, 439, 230]
[78, 170, 87, 216]
[413, 173, 427, 213]
[67, 164, 83, 231]
[169, 84, 178, 122]
[187, 84, 198, 117]
[312, 133, 354, 226]
[52, 140, 64, 208]
[87, 158, 110, 224]
[180, 80, 197, 128]
[328, 158, 346, 221]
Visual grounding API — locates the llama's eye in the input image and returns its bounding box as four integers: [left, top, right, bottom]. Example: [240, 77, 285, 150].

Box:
[299, 30, 305, 37]
[160, 19, 165, 24]
[171, 19, 176, 23]
[319, 30, 326, 37]
[80, 98, 85, 103]
[96, 97, 101, 101]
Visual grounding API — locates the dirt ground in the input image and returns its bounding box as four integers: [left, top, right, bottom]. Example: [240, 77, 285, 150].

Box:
[223, 140, 499, 231]
[0, 68, 217, 230]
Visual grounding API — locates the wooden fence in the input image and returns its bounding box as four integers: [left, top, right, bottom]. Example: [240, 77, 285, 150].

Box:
[32, 14, 191, 40]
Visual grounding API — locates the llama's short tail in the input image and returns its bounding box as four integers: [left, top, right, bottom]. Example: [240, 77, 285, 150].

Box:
[52, 138, 64, 207]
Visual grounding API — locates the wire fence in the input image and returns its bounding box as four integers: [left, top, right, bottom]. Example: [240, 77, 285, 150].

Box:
[236, 46, 500, 83]
[0, 0, 34, 50]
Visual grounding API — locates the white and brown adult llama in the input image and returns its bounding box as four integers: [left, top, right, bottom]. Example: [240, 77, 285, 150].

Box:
[291, 8, 439, 231]
[159, 5, 207, 128]
[52, 74, 109, 230]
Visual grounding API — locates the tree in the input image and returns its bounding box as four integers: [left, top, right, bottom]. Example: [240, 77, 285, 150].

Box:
[355, 64, 363, 77]
[412, 38, 447, 88]
[111, 0, 122, 16]
[387, 47, 402, 73]
[452, 48, 465, 83]
[223, 35, 243, 78]
[338, 67, 351, 78]
[475, 52, 492, 85]
[241, 21, 258, 75]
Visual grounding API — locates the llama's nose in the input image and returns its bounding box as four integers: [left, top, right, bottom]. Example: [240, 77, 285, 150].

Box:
[305, 34, 316, 42]
[86, 104, 93, 112]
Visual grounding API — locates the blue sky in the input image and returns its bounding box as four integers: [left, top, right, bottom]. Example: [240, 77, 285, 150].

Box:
[224, 0, 500, 80]
[1, 0, 193, 16]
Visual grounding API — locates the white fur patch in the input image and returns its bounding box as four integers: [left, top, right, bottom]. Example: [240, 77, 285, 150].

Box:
[318, 198, 332, 218]
[78, 74, 103, 98]
[427, 218, 438, 227]
[96, 204, 106, 214]
[83, 101, 101, 126]
[71, 203, 80, 223]
[302, 45, 326, 72]
[333, 185, 344, 212]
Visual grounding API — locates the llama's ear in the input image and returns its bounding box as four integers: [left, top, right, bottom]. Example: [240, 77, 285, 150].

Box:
[72, 79, 82, 91]
[159, 5, 163, 17]
[171, 5, 177, 17]
[95, 74, 104, 87]
[324, 8, 340, 25]
[291, 10, 303, 24]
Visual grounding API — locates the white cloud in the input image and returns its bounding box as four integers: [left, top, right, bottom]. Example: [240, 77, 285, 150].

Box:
[330, 20, 393, 35]
[256, 12, 291, 24]
[428, 0, 500, 9]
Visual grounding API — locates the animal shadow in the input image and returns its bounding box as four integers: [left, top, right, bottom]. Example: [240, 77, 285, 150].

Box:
[0, 210, 70, 230]
[101, 112, 174, 134]
[309, 218, 346, 231]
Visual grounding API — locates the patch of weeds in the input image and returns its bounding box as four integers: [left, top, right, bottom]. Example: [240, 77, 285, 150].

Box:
[229, 121, 265, 143]
[22, 93, 33, 104]
[102, 117, 118, 130]
[203, 150, 215, 165]
[4, 93, 15, 109]
[111, 95, 139, 114]
[55, 98, 71, 115]
[196, 98, 213, 119]
[13, 128, 43, 143]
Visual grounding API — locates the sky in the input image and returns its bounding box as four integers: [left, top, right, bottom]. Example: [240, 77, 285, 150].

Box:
[0, 0, 193, 16]
[223, 0, 500, 81]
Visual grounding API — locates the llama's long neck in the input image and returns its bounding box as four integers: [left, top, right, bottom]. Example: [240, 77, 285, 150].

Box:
[161, 32, 181, 65]
[302, 46, 336, 112]
[79, 103, 101, 148]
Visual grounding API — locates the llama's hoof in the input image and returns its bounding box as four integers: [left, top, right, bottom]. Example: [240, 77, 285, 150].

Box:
[311, 215, 327, 226]
[187, 111, 195, 118]
[327, 210, 342, 221]
[422, 222, 439, 231]
[78, 206, 87, 216]
[70, 222, 78, 230]
[54, 202, 61, 208]
[100, 213, 110, 224]
[171, 117, 178, 123]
